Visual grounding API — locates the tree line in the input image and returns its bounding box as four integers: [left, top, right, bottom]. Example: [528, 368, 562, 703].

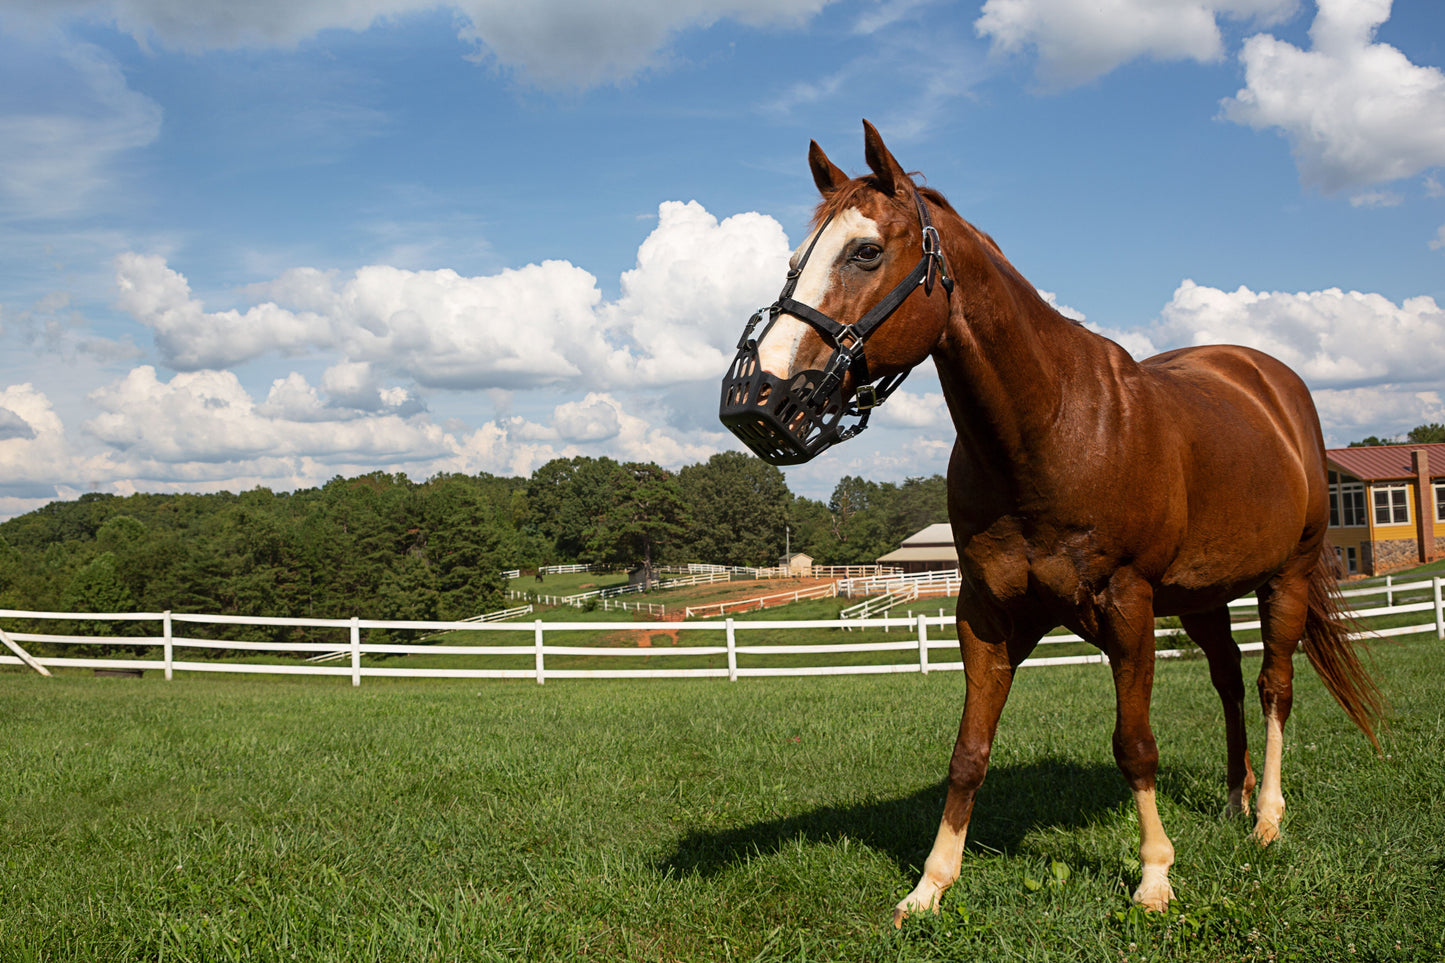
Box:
[0, 454, 947, 642]
[1348, 423, 1445, 447]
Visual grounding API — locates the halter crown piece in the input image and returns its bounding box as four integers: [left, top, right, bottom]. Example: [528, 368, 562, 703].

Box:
[718, 182, 953, 465]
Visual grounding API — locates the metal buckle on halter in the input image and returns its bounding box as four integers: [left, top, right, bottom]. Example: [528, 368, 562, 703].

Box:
[854, 383, 880, 410]
[920, 225, 953, 295]
[736, 307, 769, 350]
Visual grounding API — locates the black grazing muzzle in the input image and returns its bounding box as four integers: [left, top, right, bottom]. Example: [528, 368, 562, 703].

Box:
[719, 185, 953, 466]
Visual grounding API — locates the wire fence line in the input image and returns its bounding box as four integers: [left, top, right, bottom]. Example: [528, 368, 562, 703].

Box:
[1, 577, 1440, 686]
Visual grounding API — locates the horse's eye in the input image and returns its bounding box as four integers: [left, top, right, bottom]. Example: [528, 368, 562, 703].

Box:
[853, 244, 882, 263]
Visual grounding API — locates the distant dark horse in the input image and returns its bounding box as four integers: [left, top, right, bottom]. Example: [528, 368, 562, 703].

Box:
[719, 122, 1382, 924]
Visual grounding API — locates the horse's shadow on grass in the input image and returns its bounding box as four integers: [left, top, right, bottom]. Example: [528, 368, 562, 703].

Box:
[660, 757, 1134, 878]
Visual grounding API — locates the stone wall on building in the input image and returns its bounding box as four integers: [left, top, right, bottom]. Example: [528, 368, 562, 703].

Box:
[1371, 538, 1421, 574]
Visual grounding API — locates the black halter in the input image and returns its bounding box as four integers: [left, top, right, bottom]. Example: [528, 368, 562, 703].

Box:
[718, 184, 953, 466]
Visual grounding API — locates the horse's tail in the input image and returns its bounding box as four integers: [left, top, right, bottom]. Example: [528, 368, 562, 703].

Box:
[1299, 540, 1385, 750]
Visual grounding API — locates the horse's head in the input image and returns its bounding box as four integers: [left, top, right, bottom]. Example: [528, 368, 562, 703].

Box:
[719, 120, 954, 465]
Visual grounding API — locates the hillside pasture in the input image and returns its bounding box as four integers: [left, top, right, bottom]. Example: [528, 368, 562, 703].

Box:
[2, 636, 1440, 962]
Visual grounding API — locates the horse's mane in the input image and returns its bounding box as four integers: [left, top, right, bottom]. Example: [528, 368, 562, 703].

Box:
[811, 175, 958, 227]
[809, 173, 1082, 328]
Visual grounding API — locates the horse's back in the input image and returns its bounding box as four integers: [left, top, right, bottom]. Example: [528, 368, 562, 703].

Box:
[1136, 343, 1329, 607]
[1141, 344, 1326, 472]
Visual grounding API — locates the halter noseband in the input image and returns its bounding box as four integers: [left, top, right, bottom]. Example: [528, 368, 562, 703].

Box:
[718, 184, 953, 466]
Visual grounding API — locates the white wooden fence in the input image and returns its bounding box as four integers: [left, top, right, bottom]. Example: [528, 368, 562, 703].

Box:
[840, 585, 919, 621]
[2, 577, 1440, 686]
[837, 568, 962, 599]
[307, 603, 534, 663]
[813, 564, 903, 579]
[683, 581, 838, 619]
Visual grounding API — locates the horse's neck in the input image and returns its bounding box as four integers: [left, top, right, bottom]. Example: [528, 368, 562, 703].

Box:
[932, 223, 1123, 473]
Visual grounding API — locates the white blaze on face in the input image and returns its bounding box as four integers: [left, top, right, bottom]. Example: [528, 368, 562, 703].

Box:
[757, 207, 881, 377]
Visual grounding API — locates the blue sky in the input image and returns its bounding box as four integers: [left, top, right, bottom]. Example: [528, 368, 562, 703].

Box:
[1, 0, 1443, 517]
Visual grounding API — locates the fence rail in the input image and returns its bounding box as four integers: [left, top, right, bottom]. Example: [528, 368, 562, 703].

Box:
[813, 565, 903, 579]
[683, 582, 838, 619]
[2, 576, 1441, 685]
[837, 568, 963, 599]
[839, 586, 918, 620]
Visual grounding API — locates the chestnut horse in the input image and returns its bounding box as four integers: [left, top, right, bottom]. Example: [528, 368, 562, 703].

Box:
[720, 122, 1383, 925]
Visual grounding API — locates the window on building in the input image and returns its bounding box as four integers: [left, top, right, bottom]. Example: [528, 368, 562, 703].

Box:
[1344, 546, 1358, 574]
[1436, 481, 1444, 524]
[1330, 480, 1367, 527]
[1372, 484, 1410, 526]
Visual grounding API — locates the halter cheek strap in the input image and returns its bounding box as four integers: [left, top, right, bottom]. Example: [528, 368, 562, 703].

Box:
[765, 185, 952, 410]
[719, 182, 954, 466]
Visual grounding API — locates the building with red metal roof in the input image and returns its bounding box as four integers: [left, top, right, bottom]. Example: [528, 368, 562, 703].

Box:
[1325, 442, 1444, 576]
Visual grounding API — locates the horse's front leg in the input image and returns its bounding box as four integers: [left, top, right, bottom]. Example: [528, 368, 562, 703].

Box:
[894, 621, 1034, 927]
[1101, 579, 1175, 912]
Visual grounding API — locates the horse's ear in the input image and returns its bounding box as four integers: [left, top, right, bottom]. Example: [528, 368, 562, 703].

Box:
[809, 140, 849, 195]
[862, 119, 909, 198]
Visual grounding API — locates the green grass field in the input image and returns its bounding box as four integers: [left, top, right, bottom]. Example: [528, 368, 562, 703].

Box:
[2, 633, 1441, 962]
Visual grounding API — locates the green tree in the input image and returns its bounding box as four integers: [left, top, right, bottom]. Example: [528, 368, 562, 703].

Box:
[60, 552, 133, 613]
[418, 475, 507, 621]
[590, 462, 688, 587]
[1407, 423, 1445, 444]
[1348, 423, 1445, 447]
[59, 551, 142, 653]
[526, 456, 631, 562]
[676, 452, 792, 566]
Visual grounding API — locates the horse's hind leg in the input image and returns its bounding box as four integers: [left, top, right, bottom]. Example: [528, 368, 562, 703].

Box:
[1179, 607, 1256, 815]
[1253, 572, 1308, 844]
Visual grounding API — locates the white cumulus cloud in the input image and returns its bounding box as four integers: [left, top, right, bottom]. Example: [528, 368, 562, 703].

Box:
[1150, 280, 1445, 389]
[874, 389, 949, 429]
[117, 200, 791, 392]
[83, 366, 454, 465]
[0, 383, 114, 499]
[975, 0, 1295, 86]
[1311, 386, 1445, 446]
[604, 200, 792, 385]
[1089, 278, 1445, 445]
[1220, 0, 1445, 191]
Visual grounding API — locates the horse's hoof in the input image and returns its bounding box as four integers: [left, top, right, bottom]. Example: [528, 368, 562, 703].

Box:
[1133, 879, 1174, 913]
[892, 887, 940, 928]
[1253, 820, 1280, 845]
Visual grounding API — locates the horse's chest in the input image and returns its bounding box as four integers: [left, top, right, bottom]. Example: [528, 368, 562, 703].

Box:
[958, 518, 1101, 623]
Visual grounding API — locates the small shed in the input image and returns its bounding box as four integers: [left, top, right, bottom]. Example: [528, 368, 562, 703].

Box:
[877, 523, 958, 574]
[779, 552, 814, 576]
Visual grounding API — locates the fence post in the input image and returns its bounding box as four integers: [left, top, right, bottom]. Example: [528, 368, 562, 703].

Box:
[1434, 577, 1443, 640]
[917, 612, 930, 674]
[1386, 574, 1393, 608]
[350, 617, 361, 687]
[534, 619, 546, 685]
[163, 611, 173, 681]
[726, 618, 738, 682]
